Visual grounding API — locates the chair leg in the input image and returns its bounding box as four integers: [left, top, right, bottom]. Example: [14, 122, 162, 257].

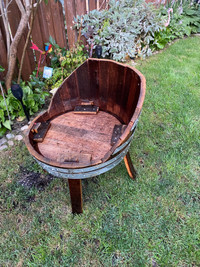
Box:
[68, 179, 83, 214]
[124, 152, 137, 179]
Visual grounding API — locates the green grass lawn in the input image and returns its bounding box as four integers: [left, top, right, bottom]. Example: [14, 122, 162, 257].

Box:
[0, 36, 200, 266]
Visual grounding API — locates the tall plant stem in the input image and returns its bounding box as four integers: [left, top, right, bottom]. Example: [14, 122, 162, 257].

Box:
[17, 3, 38, 84]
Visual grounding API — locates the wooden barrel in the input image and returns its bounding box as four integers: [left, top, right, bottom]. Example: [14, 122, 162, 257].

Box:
[25, 58, 146, 213]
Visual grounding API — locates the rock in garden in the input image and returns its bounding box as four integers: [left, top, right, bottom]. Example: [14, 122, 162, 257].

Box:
[15, 135, 23, 141]
[6, 133, 15, 139]
[0, 137, 7, 146]
[0, 145, 8, 151]
[8, 140, 14, 146]
[21, 125, 29, 131]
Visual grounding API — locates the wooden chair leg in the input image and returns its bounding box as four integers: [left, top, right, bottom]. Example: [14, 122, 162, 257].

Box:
[68, 179, 83, 214]
[124, 152, 137, 179]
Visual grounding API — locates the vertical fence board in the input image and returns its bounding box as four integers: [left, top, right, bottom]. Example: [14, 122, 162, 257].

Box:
[75, 0, 86, 15]
[75, 0, 87, 44]
[32, 6, 47, 67]
[37, 2, 50, 44]
[0, 12, 6, 44]
[45, 2, 56, 41]
[89, 0, 96, 11]
[50, 0, 67, 48]
[64, 0, 77, 48]
[0, 28, 7, 80]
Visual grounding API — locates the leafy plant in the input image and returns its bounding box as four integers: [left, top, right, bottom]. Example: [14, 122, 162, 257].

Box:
[74, 0, 166, 61]
[46, 39, 87, 89]
[0, 65, 5, 73]
[153, 1, 200, 50]
[0, 73, 49, 136]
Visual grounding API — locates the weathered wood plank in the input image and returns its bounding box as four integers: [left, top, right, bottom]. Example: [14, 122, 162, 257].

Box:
[44, 1, 56, 41]
[64, 0, 77, 48]
[76, 61, 91, 99]
[88, 59, 100, 103]
[0, 27, 7, 80]
[89, 0, 96, 11]
[50, 0, 67, 48]
[37, 111, 121, 163]
[98, 60, 109, 110]
[32, 5, 47, 67]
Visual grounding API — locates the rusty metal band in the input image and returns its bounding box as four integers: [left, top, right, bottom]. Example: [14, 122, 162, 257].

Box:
[35, 143, 131, 179]
[35, 129, 134, 175]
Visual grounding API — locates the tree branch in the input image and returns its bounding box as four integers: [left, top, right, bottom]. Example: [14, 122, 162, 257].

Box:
[0, 0, 10, 59]
[18, 2, 37, 83]
[16, 0, 25, 14]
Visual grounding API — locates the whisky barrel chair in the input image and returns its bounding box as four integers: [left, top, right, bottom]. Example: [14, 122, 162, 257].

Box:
[25, 58, 146, 213]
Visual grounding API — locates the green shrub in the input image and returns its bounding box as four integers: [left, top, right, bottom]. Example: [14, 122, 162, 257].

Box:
[153, 1, 200, 50]
[46, 39, 88, 89]
[74, 0, 165, 61]
[0, 73, 49, 136]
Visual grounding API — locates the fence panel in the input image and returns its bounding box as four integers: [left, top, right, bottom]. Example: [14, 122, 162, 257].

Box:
[50, 1, 67, 48]
[89, 0, 97, 10]
[64, 0, 77, 49]
[0, 28, 7, 81]
[0, 0, 113, 81]
[1, 0, 164, 81]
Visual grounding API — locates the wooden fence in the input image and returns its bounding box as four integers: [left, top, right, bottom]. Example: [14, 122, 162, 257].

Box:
[0, 0, 106, 81]
[0, 0, 160, 81]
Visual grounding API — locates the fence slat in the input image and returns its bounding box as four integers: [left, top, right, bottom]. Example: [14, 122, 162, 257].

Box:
[89, 0, 96, 11]
[32, 5, 47, 67]
[64, 0, 77, 49]
[75, 0, 86, 15]
[50, 1, 67, 48]
[44, 1, 56, 41]
[0, 12, 6, 44]
[36, 2, 50, 44]
[0, 27, 7, 80]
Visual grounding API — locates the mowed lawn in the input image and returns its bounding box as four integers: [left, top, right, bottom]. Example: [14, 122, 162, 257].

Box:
[0, 36, 199, 266]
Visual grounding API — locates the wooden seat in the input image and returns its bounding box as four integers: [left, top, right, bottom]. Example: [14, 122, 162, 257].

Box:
[25, 58, 146, 213]
[37, 111, 122, 164]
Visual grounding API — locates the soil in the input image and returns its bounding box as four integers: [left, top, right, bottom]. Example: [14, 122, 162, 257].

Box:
[17, 166, 53, 191]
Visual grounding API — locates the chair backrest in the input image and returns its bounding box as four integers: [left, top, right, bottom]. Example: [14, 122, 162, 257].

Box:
[47, 58, 145, 125]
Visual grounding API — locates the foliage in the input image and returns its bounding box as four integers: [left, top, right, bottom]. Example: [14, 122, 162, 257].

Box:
[0, 74, 49, 136]
[0, 37, 87, 136]
[74, 0, 166, 61]
[46, 38, 87, 89]
[0, 65, 5, 73]
[153, 1, 200, 50]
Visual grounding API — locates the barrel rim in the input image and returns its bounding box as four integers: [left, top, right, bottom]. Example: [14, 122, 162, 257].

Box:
[24, 58, 146, 169]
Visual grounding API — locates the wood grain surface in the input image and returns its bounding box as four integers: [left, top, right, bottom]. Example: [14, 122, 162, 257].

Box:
[25, 58, 146, 169]
[37, 111, 121, 164]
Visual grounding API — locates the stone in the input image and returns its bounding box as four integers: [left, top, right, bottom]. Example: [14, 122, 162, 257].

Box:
[8, 140, 14, 146]
[21, 125, 29, 131]
[6, 133, 15, 139]
[15, 135, 23, 141]
[0, 137, 7, 146]
[0, 145, 8, 151]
